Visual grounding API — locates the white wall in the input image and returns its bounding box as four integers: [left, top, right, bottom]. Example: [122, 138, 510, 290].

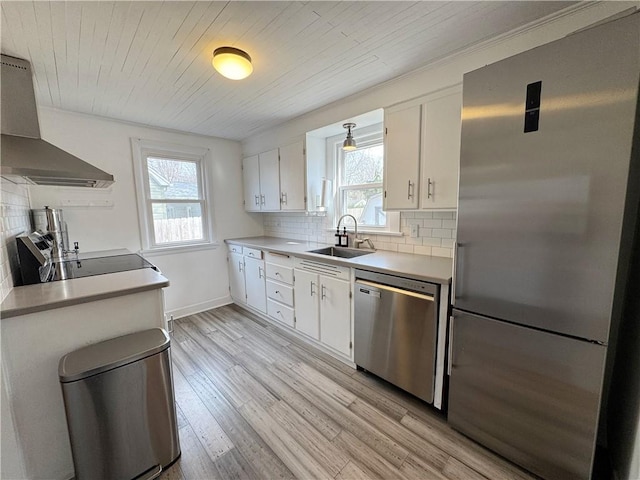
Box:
[30, 108, 264, 317]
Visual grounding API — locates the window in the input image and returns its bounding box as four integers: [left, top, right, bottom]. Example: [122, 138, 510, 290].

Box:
[339, 142, 385, 227]
[132, 139, 215, 252]
[332, 125, 399, 233]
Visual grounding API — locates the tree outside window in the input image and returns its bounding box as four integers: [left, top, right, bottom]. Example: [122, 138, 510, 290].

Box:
[338, 142, 386, 228]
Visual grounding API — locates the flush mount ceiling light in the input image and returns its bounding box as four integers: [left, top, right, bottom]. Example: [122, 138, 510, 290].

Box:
[343, 123, 357, 151]
[212, 46, 253, 80]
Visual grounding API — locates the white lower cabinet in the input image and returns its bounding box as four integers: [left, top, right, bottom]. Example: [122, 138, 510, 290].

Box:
[267, 299, 295, 328]
[228, 247, 266, 313]
[231, 249, 353, 361]
[265, 252, 295, 326]
[228, 251, 246, 303]
[293, 269, 320, 339]
[244, 256, 267, 313]
[319, 275, 352, 357]
[293, 259, 352, 357]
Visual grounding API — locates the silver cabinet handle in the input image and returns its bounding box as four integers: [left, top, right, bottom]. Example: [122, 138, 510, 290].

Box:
[238, 261, 243, 273]
[260, 194, 266, 205]
[254, 195, 260, 206]
[281, 192, 287, 204]
[310, 281, 316, 296]
[275, 290, 280, 294]
[275, 271, 281, 277]
[258, 267, 264, 278]
[407, 180, 414, 200]
[427, 178, 433, 199]
[321, 284, 327, 300]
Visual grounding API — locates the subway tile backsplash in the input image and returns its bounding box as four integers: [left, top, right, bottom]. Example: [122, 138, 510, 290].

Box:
[1, 180, 31, 302]
[263, 211, 457, 258]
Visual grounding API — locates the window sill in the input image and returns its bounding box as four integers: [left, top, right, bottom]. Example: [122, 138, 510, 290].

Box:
[140, 241, 219, 257]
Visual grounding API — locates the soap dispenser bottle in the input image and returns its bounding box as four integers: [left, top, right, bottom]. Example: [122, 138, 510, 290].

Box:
[334, 228, 341, 247]
[340, 227, 349, 247]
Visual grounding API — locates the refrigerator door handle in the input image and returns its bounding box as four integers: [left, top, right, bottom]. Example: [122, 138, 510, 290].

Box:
[453, 242, 464, 303]
[448, 314, 455, 375]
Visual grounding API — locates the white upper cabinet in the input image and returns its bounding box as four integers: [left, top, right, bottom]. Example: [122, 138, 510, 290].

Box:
[242, 142, 307, 212]
[242, 155, 261, 212]
[278, 141, 306, 211]
[420, 86, 462, 210]
[383, 85, 462, 211]
[258, 148, 281, 211]
[383, 104, 421, 210]
[242, 149, 280, 212]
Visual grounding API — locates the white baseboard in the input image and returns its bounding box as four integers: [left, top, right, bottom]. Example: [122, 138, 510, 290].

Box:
[166, 295, 232, 320]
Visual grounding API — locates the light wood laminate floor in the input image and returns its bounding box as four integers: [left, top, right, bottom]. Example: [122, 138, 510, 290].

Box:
[161, 304, 538, 480]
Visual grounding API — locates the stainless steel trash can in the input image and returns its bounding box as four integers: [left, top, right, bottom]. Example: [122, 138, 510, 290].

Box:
[59, 328, 181, 480]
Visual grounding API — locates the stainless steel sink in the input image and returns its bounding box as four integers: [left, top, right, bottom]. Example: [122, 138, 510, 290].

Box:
[307, 247, 374, 258]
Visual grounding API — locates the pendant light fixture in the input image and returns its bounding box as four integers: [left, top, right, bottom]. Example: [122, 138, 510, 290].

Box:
[212, 46, 253, 80]
[343, 123, 357, 151]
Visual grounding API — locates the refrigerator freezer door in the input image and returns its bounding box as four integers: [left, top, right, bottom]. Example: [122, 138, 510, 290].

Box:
[454, 14, 639, 342]
[449, 310, 606, 480]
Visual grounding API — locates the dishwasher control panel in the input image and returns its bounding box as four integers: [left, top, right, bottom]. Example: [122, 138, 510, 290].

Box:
[355, 269, 438, 295]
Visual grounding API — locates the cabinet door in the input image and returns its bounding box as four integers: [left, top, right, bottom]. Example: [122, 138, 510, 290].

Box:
[279, 141, 306, 211]
[244, 256, 267, 313]
[258, 149, 281, 211]
[421, 88, 462, 209]
[384, 104, 421, 210]
[293, 269, 320, 339]
[228, 252, 246, 303]
[319, 276, 351, 357]
[242, 155, 261, 212]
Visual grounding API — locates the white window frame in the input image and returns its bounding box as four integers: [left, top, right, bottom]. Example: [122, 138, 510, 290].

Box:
[131, 138, 218, 254]
[328, 125, 400, 234]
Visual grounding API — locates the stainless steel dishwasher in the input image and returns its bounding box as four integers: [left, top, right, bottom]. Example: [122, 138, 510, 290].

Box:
[354, 269, 439, 403]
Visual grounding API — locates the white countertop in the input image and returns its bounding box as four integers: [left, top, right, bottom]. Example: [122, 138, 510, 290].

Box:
[225, 236, 453, 284]
[1, 268, 169, 319]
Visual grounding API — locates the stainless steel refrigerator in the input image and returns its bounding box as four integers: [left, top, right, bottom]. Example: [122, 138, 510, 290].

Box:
[449, 13, 640, 480]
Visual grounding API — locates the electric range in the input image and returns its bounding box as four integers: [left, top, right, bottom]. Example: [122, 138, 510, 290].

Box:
[16, 231, 157, 285]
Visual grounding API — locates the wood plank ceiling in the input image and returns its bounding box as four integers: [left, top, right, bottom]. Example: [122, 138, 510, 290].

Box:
[1, 1, 577, 140]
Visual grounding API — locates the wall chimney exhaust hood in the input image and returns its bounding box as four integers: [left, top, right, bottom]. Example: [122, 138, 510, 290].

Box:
[1, 55, 114, 188]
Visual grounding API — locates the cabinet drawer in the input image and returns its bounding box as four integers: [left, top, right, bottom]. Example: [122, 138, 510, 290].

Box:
[266, 263, 294, 284]
[227, 244, 243, 254]
[244, 247, 262, 259]
[266, 280, 294, 306]
[265, 251, 293, 267]
[267, 300, 294, 328]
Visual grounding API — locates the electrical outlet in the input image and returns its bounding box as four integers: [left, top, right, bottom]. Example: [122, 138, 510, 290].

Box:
[410, 224, 419, 238]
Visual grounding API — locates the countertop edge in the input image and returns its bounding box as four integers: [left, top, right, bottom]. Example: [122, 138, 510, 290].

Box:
[1, 270, 170, 319]
[225, 236, 452, 285]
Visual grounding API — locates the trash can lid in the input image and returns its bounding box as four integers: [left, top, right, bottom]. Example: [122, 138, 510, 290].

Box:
[59, 328, 170, 382]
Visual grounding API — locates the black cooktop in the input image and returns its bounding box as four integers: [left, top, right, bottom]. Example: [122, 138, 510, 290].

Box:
[51, 254, 156, 281]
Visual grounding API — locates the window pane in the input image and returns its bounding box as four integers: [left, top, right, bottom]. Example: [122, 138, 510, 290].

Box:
[147, 157, 200, 200]
[342, 144, 384, 186]
[342, 188, 386, 227]
[152, 202, 203, 244]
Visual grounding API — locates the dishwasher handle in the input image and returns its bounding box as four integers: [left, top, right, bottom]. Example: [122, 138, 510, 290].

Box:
[356, 279, 434, 302]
